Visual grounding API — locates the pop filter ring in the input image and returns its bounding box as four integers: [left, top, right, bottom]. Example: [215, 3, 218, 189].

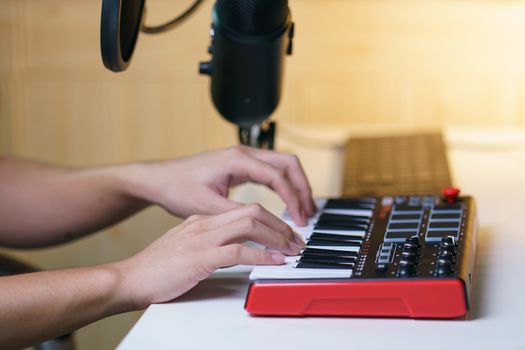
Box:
[100, 0, 145, 72]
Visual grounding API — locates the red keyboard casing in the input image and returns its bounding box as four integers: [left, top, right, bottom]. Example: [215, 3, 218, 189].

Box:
[246, 278, 468, 318]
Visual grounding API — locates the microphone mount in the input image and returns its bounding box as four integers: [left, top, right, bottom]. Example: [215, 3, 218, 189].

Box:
[239, 122, 276, 149]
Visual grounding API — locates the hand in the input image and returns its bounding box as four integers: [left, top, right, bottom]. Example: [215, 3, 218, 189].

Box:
[113, 204, 305, 308]
[120, 146, 316, 226]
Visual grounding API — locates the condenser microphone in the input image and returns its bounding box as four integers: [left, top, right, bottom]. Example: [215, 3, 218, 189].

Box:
[199, 0, 294, 147]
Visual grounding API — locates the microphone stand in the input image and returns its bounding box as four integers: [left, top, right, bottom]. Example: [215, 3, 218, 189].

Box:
[238, 121, 276, 149]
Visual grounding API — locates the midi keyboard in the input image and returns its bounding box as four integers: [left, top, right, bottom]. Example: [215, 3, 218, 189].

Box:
[245, 190, 477, 319]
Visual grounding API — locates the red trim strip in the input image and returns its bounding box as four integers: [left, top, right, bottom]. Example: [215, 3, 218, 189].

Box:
[245, 279, 467, 319]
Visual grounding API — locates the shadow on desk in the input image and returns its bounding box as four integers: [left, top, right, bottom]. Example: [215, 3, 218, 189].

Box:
[468, 225, 492, 320]
[174, 271, 251, 304]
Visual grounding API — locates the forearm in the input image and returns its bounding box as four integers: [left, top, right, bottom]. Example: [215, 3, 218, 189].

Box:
[0, 157, 149, 248]
[0, 264, 133, 350]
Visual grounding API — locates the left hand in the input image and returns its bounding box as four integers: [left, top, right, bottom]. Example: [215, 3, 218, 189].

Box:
[119, 146, 316, 226]
[113, 204, 305, 309]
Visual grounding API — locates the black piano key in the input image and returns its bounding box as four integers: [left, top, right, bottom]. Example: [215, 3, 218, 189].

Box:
[296, 261, 353, 270]
[324, 199, 376, 210]
[318, 213, 371, 224]
[314, 223, 368, 231]
[300, 254, 356, 264]
[327, 197, 377, 205]
[302, 253, 357, 261]
[310, 232, 363, 242]
[298, 259, 355, 269]
[303, 248, 358, 257]
[307, 239, 361, 247]
[316, 220, 369, 229]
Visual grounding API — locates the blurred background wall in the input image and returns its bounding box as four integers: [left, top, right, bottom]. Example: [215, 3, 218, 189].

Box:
[2, 0, 525, 348]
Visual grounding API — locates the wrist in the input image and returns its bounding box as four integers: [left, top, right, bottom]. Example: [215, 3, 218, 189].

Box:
[105, 259, 150, 312]
[105, 163, 154, 207]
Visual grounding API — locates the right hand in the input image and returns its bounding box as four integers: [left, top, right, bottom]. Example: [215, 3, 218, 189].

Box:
[113, 203, 305, 309]
[117, 146, 316, 226]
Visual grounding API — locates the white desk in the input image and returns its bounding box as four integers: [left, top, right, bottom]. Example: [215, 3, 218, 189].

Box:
[118, 129, 525, 350]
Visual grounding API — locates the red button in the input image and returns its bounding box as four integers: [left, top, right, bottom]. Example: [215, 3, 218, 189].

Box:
[442, 187, 461, 204]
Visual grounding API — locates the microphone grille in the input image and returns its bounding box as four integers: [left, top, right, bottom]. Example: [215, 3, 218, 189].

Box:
[215, 0, 289, 35]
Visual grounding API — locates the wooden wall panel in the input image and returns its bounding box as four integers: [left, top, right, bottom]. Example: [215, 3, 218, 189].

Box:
[278, 0, 525, 126]
[2, 0, 525, 349]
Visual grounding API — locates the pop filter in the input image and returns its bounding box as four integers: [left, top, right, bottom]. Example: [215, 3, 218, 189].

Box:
[100, 0, 145, 72]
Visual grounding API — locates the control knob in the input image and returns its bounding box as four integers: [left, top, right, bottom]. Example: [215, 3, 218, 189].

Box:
[401, 251, 418, 264]
[397, 259, 417, 277]
[405, 236, 421, 248]
[437, 254, 456, 265]
[442, 187, 461, 204]
[438, 245, 456, 257]
[435, 258, 455, 277]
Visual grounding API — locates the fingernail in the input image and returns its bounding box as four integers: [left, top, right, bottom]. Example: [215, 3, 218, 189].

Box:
[271, 253, 285, 263]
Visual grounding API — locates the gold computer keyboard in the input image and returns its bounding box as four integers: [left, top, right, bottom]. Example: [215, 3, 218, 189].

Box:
[342, 132, 453, 196]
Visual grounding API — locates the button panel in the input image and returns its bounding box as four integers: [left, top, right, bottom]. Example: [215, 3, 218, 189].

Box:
[425, 203, 464, 242]
[371, 194, 468, 279]
[384, 201, 424, 243]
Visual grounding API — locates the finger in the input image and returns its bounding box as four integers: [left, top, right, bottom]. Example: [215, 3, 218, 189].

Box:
[194, 203, 304, 246]
[237, 147, 314, 214]
[213, 244, 286, 268]
[240, 147, 316, 217]
[206, 217, 303, 255]
[231, 154, 306, 226]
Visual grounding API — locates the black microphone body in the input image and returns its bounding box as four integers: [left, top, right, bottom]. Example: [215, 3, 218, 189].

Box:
[200, 0, 294, 130]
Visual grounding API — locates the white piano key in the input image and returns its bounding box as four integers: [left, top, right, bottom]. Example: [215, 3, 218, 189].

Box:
[250, 267, 353, 280]
[249, 257, 353, 280]
[284, 219, 368, 239]
[321, 208, 373, 217]
[316, 198, 328, 208]
[288, 224, 316, 238]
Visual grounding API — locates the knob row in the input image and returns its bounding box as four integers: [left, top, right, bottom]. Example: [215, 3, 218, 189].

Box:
[397, 236, 421, 277]
[435, 236, 458, 277]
